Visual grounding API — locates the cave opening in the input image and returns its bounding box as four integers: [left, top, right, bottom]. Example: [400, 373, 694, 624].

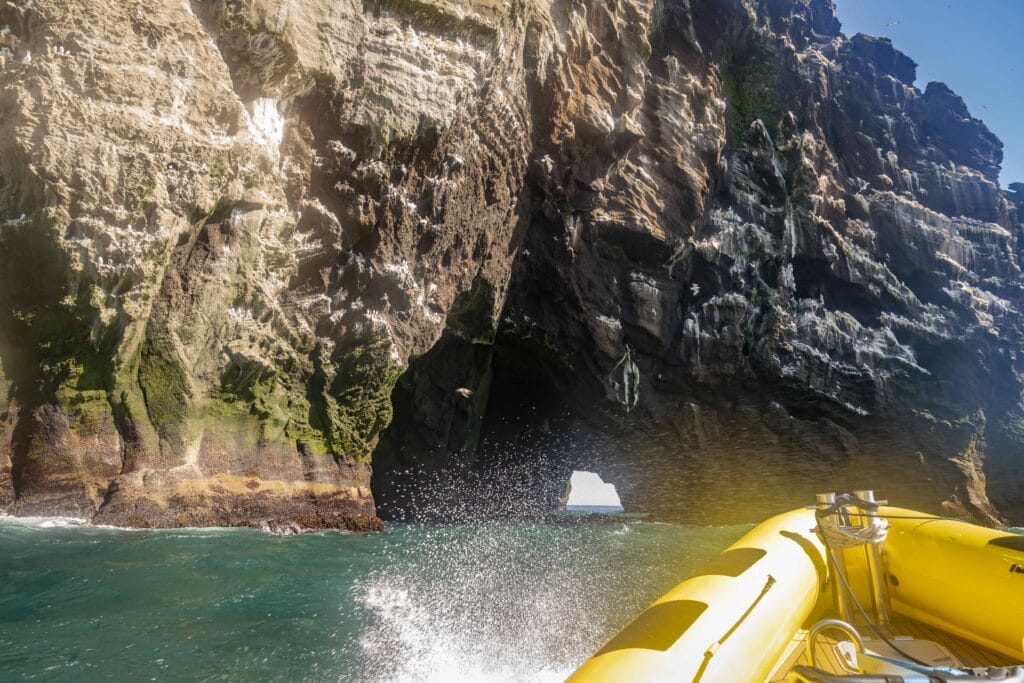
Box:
[369, 323, 587, 522]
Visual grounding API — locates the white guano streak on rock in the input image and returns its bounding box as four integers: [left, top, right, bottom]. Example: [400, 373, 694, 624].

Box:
[247, 98, 284, 155]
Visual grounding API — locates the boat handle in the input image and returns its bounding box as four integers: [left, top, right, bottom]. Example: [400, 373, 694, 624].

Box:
[808, 618, 863, 674]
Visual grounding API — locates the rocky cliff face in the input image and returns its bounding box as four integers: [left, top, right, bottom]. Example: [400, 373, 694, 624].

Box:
[1, 0, 1021, 527]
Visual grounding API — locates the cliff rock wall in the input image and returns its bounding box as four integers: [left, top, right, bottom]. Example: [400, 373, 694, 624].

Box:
[0, 0, 1021, 526]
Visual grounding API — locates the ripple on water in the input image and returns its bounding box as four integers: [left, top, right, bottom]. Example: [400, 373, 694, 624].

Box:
[0, 516, 747, 682]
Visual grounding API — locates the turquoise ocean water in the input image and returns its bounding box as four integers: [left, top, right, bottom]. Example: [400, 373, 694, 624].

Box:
[0, 516, 747, 682]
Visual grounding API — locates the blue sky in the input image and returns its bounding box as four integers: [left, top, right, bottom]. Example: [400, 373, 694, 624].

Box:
[834, 0, 1024, 188]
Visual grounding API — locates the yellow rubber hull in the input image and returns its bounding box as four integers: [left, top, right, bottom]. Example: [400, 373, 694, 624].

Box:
[883, 506, 1024, 660]
[569, 505, 1024, 682]
[567, 508, 827, 682]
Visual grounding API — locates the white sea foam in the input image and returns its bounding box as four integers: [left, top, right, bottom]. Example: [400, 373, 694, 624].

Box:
[356, 579, 571, 683]
[0, 514, 91, 528]
[350, 520, 634, 683]
[0, 515, 226, 533]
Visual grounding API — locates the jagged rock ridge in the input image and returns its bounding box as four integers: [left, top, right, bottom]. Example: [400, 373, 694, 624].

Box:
[0, 0, 1021, 526]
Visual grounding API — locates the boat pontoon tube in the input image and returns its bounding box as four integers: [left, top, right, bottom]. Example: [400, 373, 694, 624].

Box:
[567, 508, 827, 682]
[883, 507, 1024, 661]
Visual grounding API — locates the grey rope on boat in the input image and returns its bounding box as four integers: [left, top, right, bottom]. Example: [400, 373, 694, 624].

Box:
[815, 507, 889, 550]
[821, 542, 939, 670]
[813, 493, 964, 673]
[845, 512, 963, 522]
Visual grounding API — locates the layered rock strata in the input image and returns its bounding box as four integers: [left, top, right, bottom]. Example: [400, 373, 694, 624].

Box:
[0, 0, 1021, 526]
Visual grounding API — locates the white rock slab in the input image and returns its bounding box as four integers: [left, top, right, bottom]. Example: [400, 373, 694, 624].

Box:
[561, 471, 624, 513]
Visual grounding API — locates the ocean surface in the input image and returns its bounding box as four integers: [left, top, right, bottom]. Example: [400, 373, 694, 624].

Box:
[0, 515, 748, 682]
[5, 413, 1005, 682]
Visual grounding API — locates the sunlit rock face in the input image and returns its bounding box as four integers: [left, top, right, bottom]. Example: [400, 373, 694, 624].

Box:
[0, 0, 1022, 526]
[0, 0, 532, 526]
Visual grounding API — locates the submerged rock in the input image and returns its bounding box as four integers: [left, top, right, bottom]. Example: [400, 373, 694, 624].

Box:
[257, 513, 384, 535]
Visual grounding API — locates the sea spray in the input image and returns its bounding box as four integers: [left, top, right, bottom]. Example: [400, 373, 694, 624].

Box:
[0, 511, 747, 681]
[351, 521, 635, 681]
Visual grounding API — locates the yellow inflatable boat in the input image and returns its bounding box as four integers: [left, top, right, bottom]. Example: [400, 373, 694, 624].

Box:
[568, 491, 1024, 682]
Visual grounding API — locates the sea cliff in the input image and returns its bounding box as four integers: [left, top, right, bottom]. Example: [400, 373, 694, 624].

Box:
[0, 0, 1021, 526]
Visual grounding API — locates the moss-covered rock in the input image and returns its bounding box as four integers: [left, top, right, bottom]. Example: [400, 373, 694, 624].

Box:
[137, 334, 191, 443]
[321, 333, 405, 459]
[210, 358, 324, 453]
[722, 35, 779, 144]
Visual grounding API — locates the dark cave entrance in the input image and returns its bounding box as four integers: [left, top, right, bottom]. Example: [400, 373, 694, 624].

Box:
[369, 325, 586, 521]
[476, 329, 580, 459]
